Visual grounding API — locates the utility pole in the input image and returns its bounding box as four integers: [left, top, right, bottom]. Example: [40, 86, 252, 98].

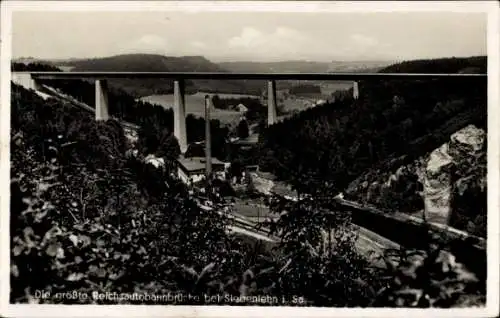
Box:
[205, 95, 212, 179]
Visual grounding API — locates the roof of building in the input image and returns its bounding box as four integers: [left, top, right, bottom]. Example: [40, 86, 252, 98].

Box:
[177, 156, 226, 173]
[235, 103, 248, 111]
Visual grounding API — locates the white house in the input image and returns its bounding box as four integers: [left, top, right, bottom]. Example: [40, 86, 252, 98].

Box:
[234, 103, 248, 113]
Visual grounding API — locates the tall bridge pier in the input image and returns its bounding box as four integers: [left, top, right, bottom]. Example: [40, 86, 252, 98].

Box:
[173, 79, 188, 153]
[267, 80, 277, 125]
[95, 79, 109, 121]
[353, 81, 359, 100]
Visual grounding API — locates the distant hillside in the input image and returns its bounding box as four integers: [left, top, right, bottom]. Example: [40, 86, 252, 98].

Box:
[219, 60, 392, 73]
[16, 54, 263, 97]
[219, 60, 331, 73]
[378, 56, 486, 74]
[219, 60, 391, 93]
[69, 54, 265, 96]
[69, 54, 224, 72]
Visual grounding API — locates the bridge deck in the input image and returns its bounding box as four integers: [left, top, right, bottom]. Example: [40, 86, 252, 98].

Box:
[25, 71, 487, 81]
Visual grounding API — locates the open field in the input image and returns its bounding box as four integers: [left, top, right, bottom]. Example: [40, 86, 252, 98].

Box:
[139, 92, 254, 124]
[319, 81, 354, 95]
[278, 81, 354, 113]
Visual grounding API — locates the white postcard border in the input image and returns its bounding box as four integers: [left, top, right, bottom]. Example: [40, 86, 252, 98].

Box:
[1, 1, 498, 317]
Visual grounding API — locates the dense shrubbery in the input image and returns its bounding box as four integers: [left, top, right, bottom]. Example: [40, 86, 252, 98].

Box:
[136, 120, 180, 160]
[372, 235, 484, 307]
[262, 196, 380, 306]
[237, 119, 250, 139]
[10, 143, 239, 303]
[10, 83, 245, 303]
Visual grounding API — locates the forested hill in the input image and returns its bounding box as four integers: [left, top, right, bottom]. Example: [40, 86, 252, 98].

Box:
[378, 56, 486, 74]
[69, 54, 225, 72]
[257, 56, 487, 196]
[20, 54, 263, 96]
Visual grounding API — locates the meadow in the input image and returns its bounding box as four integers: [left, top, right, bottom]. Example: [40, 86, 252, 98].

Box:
[139, 92, 256, 124]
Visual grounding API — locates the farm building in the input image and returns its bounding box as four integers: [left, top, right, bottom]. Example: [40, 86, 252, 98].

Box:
[176, 156, 227, 185]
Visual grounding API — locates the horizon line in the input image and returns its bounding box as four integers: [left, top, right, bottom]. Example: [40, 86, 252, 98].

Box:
[11, 53, 488, 64]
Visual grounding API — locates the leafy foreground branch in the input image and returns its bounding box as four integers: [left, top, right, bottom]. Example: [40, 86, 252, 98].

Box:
[371, 234, 485, 307]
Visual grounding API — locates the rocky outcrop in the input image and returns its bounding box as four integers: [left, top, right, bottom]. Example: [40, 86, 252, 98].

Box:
[423, 143, 453, 223]
[345, 124, 486, 236]
[424, 125, 485, 225]
[448, 125, 487, 236]
[345, 158, 425, 214]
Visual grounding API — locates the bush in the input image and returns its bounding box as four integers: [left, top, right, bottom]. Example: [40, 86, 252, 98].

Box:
[371, 230, 484, 307]
[260, 194, 381, 306]
[10, 84, 237, 303]
[237, 119, 250, 139]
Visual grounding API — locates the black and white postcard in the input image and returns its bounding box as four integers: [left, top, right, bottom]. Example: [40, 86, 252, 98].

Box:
[1, 1, 499, 317]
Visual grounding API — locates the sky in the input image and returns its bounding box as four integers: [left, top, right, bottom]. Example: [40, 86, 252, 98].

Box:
[11, 10, 487, 62]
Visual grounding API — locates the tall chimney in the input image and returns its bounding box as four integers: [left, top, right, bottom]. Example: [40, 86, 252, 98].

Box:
[205, 95, 212, 178]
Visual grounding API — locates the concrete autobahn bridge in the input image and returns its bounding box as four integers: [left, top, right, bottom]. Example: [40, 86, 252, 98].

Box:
[11, 70, 487, 270]
[12, 71, 486, 155]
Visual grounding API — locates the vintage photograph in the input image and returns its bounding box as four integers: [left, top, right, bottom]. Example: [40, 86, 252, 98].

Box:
[1, 1, 498, 317]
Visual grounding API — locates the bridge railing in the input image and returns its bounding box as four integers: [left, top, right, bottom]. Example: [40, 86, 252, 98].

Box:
[12, 71, 486, 153]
